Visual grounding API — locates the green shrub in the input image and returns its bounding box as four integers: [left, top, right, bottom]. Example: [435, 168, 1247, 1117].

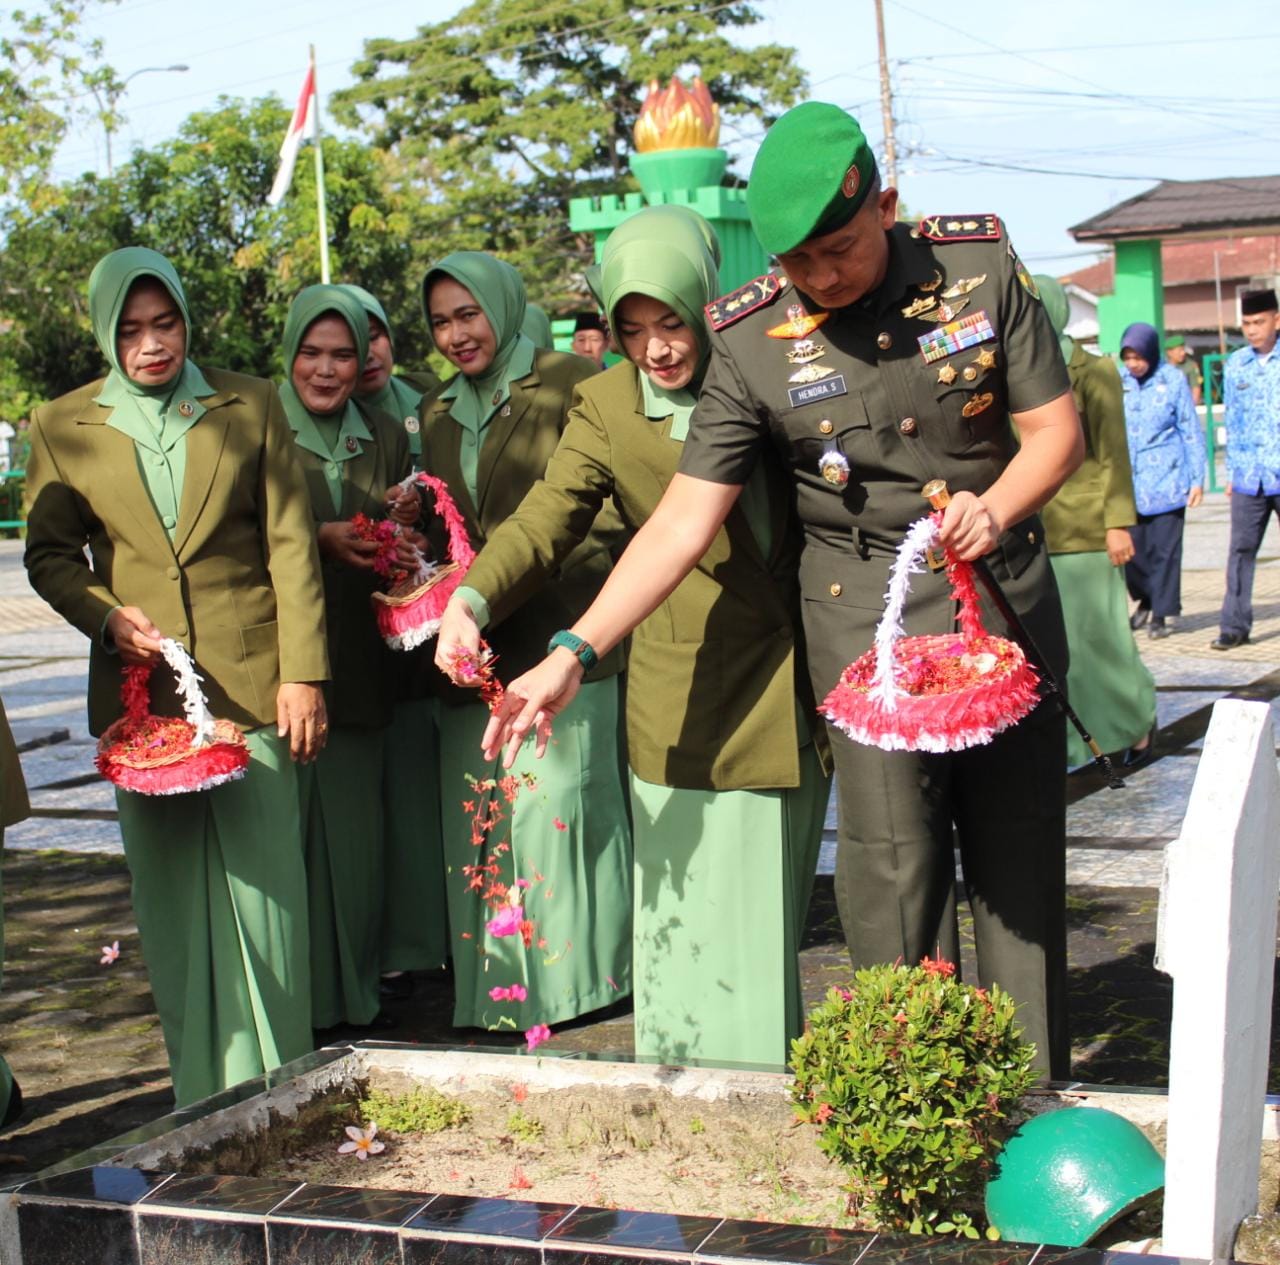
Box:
[506, 1109, 544, 1142]
[790, 958, 1036, 1238]
[359, 1086, 471, 1135]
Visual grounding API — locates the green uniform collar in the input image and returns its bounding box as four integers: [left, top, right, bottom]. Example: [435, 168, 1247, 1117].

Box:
[96, 360, 214, 450]
[280, 384, 372, 463]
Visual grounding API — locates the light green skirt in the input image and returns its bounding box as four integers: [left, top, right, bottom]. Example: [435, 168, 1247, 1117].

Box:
[298, 725, 386, 1029]
[629, 742, 830, 1068]
[437, 678, 633, 1030]
[1051, 551, 1157, 767]
[381, 698, 447, 971]
[116, 728, 312, 1107]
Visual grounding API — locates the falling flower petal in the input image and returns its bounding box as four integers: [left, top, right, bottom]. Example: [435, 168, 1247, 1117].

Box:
[552, 817, 567, 831]
[525, 1023, 552, 1052]
[100, 940, 120, 966]
[486, 905, 524, 938]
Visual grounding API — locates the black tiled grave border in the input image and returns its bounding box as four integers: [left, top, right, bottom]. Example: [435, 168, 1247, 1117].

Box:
[5, 1166, 1220, 1265]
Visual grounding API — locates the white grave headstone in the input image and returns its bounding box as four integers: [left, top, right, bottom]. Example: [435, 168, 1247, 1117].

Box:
[1156, 699, 1280, 1260]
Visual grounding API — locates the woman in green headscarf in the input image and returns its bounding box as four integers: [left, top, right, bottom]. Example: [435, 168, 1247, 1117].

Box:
[280, 284, 413, 1028]
[23, 246, 329, 1106]
[418, 252, 632, 1032]
[1034, 275, 1157, 768]
[520, 303, 556, 351]
[341, 284, 448, 989]
[434, 209, 831, 1065]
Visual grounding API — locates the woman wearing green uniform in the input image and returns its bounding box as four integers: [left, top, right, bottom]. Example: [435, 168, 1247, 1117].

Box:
[281, 285, 412, 1029]
[419, 252, 632, 1032]
[1036, 276, 1157, 768]
[343, 284, 448, 984]
[436, 209, 831, 1066]
[24, 247, 328, 1106]
[1, 695, 31, 1126]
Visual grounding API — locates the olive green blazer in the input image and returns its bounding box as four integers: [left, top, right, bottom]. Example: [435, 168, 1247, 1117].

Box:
[0, 696, 29, 829]
[1041, 340, 1137, 554]
[462, 360, 828, 791]
[420, 349, 623, 694]
[24, 368, 330, 736]
[288, 398, 412, 730]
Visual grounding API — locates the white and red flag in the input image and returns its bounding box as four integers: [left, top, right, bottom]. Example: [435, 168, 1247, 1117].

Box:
[267, 62, 317, 207]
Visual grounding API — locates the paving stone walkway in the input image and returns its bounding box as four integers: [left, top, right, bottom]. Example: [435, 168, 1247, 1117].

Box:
[1, 489, 1279, 1179]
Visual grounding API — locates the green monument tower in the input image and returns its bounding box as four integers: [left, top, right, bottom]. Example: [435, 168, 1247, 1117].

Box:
[567, 76, 769, 299]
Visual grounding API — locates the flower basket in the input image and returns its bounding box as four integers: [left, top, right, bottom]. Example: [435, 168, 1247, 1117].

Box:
[96, 639, 249, 795]
[372, 473, 476, 652]
[820, 514, 1040, 753]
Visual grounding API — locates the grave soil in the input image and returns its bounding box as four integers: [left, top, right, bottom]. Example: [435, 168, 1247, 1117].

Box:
[254, 1079, 860, 1229]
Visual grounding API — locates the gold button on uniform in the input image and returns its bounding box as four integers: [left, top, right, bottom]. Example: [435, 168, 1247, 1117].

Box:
[877, 332, 892, 350]
[818, 419, 833, 435]
[1027, 531, 1036, 545]
[963, 366, 978, 382]
[899, 417, 917, 435]
[829, 582, 843, 597]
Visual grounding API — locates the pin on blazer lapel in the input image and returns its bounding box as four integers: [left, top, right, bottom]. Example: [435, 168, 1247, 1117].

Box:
[475, 364, 540, 520]
[172, 393, 236, 558]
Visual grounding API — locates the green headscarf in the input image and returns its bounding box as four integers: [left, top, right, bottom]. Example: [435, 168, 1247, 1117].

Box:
[88, 245, 212, 431]
[280, 284, 371, 472]
[422, 252, 535, 431]
[1035, 274, 1074, 364]
[600, 205, 720, 440]
[339, 282, 423, 420]
[521, 302, 555, 350]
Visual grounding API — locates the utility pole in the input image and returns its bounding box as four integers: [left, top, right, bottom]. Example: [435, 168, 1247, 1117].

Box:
[873, 0, 899, 190]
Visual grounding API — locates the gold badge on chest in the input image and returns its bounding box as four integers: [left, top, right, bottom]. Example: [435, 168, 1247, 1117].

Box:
[767, 303, 829, 341]
[961, 392, 995, 418]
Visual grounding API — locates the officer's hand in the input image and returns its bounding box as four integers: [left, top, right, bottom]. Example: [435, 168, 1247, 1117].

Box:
[938, 491, 1000, 561]
[385, 483, 420, 526]
[317, 522, 382, 570]
[1105, 527, 1135, 568]
[107, 606, 165, 665]
[481, 649, 579, 767]
[276, 682, 327, 763]
[435, 595, 483, 683]
[1187, 485, 1204, 509]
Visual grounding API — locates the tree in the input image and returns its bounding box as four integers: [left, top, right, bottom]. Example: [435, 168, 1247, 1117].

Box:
[0, 0, 121, 205]
[332, 0, 805, 309]
[0, 95, 433, 418]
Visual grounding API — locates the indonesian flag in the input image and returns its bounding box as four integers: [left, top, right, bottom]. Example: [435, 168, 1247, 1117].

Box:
[267, 64, 317, 207]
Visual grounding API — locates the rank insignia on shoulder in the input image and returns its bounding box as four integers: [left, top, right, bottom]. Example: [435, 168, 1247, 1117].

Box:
[705, 274, 783, 331]
[917, 214, 1002, 243]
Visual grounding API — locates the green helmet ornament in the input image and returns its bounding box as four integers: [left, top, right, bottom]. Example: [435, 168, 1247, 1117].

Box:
[985, 1107, 1165, 1246]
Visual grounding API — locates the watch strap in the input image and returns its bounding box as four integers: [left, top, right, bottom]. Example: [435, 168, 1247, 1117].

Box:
[547, 629, 598, 671]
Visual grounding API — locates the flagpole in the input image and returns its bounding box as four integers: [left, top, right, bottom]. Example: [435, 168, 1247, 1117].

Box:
[310, 45, 332, 284]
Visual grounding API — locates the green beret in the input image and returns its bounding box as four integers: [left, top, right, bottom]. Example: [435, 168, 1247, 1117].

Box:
[1165, 334, 1185, 349]
[747, 102, 878, 255]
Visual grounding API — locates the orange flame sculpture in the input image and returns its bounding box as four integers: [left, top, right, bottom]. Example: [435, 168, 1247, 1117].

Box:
[634, 76, 721, 152]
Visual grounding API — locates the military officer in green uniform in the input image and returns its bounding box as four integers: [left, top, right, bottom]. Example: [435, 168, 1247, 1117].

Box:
[480, 102, 1084, 1078]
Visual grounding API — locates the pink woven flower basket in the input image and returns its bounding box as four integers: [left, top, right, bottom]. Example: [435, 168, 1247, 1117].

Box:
[820, 513, 1041, 753]
[97, 639, 249, 795]
[372, 472, 477, 651]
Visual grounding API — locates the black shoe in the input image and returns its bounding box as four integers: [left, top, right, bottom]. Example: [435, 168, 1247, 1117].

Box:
[1, 1079, 23, 1130]
[1210, 632, 1250, 651]
[1123, 727, 1157, 769]
[1130, 606, 1151, 630]
[379, 971, 414, 1000]
[1148, 618, 1173, 640]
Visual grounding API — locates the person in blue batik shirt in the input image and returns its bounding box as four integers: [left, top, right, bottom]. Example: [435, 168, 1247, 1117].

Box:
[1212, 289, 1280, 650]
[1119, 322, 1205, 640]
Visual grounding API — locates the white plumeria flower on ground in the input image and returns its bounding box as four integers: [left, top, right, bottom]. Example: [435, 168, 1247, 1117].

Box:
[338, 1122, 385, 1161]
[100, 941, 120, 966]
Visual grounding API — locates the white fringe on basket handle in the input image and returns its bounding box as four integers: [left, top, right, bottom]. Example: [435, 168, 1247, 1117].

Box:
[158, 638, 217, 748]
[869, 514, 942, 712]
[394, 473, 441, 588]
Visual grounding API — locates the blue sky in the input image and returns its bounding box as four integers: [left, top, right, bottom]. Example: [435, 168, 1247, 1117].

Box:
[50, 0, 1280, 276]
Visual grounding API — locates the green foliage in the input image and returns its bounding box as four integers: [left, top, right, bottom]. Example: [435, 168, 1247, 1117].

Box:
[790, 961, 1036, 1239]
[333, 0, 805, 309]
[0, 0, 120, 203]
[688, 1116, 705, 1135]
[359, 1086, 471, 1135]
[506, 1109, 544, 1142]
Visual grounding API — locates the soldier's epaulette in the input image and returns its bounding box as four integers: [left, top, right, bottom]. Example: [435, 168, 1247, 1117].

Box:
[915, 214, 1002, 243]
[705, 273, 783, 331]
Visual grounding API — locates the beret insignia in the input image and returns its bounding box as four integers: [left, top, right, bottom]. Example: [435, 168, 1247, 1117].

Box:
[705, 274, 782, 331]
[916, 214, 1002, 243]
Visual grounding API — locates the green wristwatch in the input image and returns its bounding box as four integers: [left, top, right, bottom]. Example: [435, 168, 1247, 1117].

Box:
[548, 629, 598, 671]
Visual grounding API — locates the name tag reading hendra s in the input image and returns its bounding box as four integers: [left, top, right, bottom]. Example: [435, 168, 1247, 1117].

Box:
[787, 374, 848, 408]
